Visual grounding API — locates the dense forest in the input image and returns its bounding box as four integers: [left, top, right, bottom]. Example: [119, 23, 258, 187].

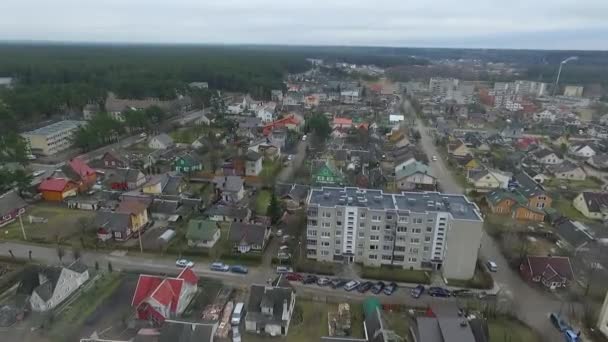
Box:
[0, 44, 315, 125]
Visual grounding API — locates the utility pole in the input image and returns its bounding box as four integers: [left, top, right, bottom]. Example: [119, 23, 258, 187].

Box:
[139, 227, 143, 254]
[18, 213, 27, 240]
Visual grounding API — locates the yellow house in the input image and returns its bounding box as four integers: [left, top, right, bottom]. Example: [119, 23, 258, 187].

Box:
[448, 139, 471, 157]
[465, 159, 481, 170]
[116, 200, 149, 230]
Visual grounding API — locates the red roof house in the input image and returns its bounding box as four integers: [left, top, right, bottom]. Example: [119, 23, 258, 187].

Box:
[332, 117, 353, 129]
[65, 158, 97, 191]
[519, 255, 574, 290]
[38, 178, 78, 201]
[132, 267, 198, 324]
[262, 115, 302, 136]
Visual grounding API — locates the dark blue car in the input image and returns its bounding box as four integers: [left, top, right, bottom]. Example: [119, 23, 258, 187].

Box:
[428, 287, 450, 297]
[230, 265, 249, 274]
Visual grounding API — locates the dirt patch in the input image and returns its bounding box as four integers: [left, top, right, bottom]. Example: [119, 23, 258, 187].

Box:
[76, 275, 139, 341]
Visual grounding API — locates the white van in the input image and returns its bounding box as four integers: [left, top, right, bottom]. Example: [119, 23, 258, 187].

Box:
[487, 260, 498, 272]
[231, 302, 245, 325]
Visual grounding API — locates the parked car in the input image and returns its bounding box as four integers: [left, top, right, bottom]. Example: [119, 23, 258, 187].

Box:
[276, 229, 283, 237]
[428, 287, 450, 297]
[287, 155, 293, 161]
[279, 245, 290, 251]
[231, 302, 245, 325]
[317, 277, 331, 286]
[357, 281, 373, 293]
[432, 155, 438, 161]
[232, 327, 241, 342]
[210, 262, 229, 272]
[276, 266, 293, 274]
[302, 274, 318, 284]
[230, 265, 249, 274]
[286, 272, 303, 281]
[344, 280, 360, 291]
[486, 260, 498, 272]
[277, 252, 292, 260]
[550, 313, 571, 332]
[371, 282, 385, 294]
[175, 259, 194, 268]
[410, 284, 425, 298]
[564, 329, 581, 342]
[451, 289, 474, 298]
[383, 282, 398, 295]
[302, 134, 307, 141]
[331, 279, 348, 289]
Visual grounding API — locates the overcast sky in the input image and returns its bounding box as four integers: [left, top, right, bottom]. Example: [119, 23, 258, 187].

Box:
[2, 0, 607, 50]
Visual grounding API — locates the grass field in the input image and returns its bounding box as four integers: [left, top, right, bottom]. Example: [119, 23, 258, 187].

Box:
[255, 190, 272, 215]
[489, 318, 541, 342]
[1, 204, 96, 246]
[552, 197, 592, 223]
[361, 266, 430, 284]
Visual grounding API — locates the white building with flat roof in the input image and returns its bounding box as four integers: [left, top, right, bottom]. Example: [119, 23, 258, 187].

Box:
[21, 120, 85, 156]
[305, 187, 484, 280]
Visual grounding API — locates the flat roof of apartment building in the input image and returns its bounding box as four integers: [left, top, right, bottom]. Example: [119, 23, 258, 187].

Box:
[308, 187, 482, 221]
[23, 120, 84, 136]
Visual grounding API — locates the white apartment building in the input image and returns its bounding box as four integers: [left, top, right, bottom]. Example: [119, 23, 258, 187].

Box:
[429, 78, 459, 97]
[21, 120, 85, 156]
[305, 187, 484, 280]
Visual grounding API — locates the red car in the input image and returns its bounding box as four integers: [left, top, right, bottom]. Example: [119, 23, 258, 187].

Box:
[286, 272, 303, 281]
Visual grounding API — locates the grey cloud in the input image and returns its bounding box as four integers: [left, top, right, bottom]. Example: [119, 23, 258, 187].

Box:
[0, 0, 607, 49]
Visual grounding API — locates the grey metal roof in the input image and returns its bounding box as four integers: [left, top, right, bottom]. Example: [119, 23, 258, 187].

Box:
[213, 176, 244, 193]
[23, 120, 83, 136]
[437, 317, 477, 342]
[0, 190, 26, 216]
[152, 133, 174, 147]
[246, 285, 294, 326]
[308, 187, 482, 221]
[229, 222, 268, 245]
[416, 317, 443, 342]
[555, 220, 595, 249]
[156, 320, 216, 342]
[204, 204, 249, 219]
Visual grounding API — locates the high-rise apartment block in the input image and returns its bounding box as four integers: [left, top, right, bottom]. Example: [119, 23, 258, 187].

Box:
[305, 187, 484, 280]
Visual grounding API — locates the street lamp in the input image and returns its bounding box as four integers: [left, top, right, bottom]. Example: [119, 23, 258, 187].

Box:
[552, 56, 578, 96]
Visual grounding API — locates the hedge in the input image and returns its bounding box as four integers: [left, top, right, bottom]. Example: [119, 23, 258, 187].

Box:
[360, 266, 430, 284]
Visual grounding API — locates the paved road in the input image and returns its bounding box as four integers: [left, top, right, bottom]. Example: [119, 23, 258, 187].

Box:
[0, 241, 497, 309]
[406, 98, 575, 341]
[278, 140, 308, 182]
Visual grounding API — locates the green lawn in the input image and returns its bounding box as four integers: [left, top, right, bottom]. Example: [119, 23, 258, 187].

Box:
[1, 204, 96, 246]
[260, 159, 282, 180]
[48, 273, 122, 341]
[255, 190, 272, 215]
[545, 177, 603, 191]
[383, 311, 412, 340]
[552, 197, 591, 222]
[489, 318, 540, 342]
[361, 266, 430, 284]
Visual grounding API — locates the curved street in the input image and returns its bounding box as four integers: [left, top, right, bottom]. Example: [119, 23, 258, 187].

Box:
[409, 100, 576, 341]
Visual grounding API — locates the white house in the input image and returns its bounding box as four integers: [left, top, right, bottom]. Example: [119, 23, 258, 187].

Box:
[256, 108, 274, 123]
[148, 133, 175, 150]
[548, 161, 587, 181]
[570, 144, 596, 158]
[29, 262, 90, 312]
[574, 192, 608, 221]
[245, 285, 296, 337]
[533, 149, 563, 165]
[245, 150, 263, 176]
[467, 169, 511, 192]
[533, 110, 556, 122]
